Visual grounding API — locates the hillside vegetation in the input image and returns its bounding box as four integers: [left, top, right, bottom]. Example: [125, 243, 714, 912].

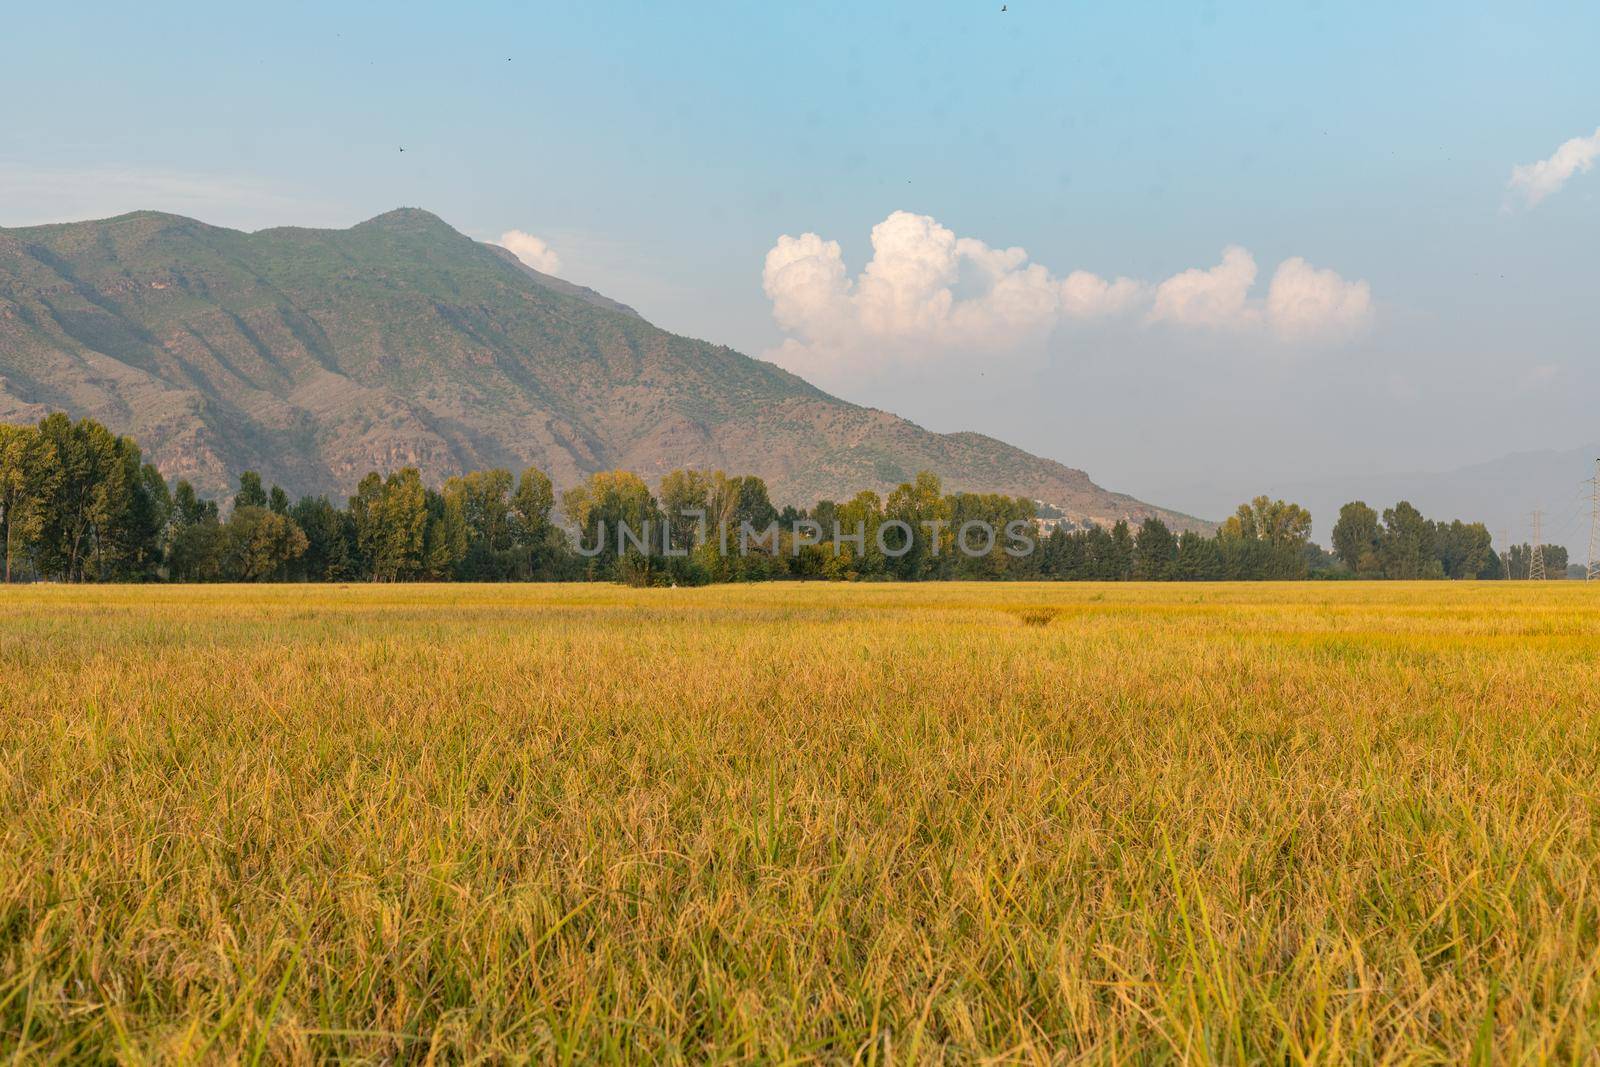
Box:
[0, 209, 1199, 531]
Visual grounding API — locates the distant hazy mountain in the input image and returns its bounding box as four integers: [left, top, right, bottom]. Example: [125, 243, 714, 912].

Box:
[0, 207, 1206, 530]
[1263, 445, 1600, 558]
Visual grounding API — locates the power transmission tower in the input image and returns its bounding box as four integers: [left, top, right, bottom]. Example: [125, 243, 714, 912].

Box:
[1588, 459, 1600, 581]
[1529, 509, 1546, 581]
[1499, 527, 1512, 580]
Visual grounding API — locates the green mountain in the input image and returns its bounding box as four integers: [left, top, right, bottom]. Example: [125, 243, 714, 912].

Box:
[0, 207, 1205, 529]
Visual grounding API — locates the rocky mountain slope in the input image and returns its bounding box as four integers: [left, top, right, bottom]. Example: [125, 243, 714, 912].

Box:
[0, 207, 1206, 529]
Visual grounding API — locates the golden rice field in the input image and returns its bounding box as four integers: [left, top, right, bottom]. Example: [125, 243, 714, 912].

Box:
[2, 581, 1599, 1063]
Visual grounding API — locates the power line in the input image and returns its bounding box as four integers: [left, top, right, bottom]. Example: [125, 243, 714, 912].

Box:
[1588, 459, 1599, 582]
[1547, 480, 1591, 546]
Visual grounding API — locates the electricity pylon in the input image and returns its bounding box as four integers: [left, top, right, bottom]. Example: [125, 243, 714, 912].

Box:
[1499, 527, 1512, 580]
[1588, 459, 1600, 582]
[1529, 509, 1546, 581]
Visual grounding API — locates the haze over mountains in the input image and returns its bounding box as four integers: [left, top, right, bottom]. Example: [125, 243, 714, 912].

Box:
[0, 207, 1206, 530]
[1270, 445, 1600, 560]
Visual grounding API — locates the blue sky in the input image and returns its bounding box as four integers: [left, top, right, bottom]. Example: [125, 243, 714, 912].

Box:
[4, 1, 1597, 532]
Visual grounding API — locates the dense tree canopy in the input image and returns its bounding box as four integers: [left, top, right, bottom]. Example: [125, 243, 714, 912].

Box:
[1504, 542, 1568, 581]
[0, 415, 1541, 585]
[1331, 499, 1502, 579]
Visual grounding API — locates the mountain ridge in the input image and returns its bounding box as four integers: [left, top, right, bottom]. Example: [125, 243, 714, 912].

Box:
[0, 206, 1209, 531]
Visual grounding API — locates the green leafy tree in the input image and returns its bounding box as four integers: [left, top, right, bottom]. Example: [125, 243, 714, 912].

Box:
[1108, 520, 1135, 580]
[510, 466, 564, 579]
[825, 490, 885, 580]
[235, 471, 268, 510]
[1222, 496, 1313, 546]
[1219, 495, 1312, 579]
[885, 471, 952, 580]
[422, 489, 469, 579]
[223, 506, 309, 581]
[1331, 501, 1382, 576]
[378, 469, 429, 581]
[32, 414, 144, 582]
[1175, 529, 1224, 580]
[659, 469, 713, 555]
[689, 472, 783, 582]
[124, 463, 174, 580]
[563, 470, 663, 583]
[1133, 517, 1178, 580]
[1434, 519, 1494, 579]
[442, 472, 499, 578]
[349, 473, 384, 580]
[169, 479, 225, 581]
[0, 423, 50, 582]
[947, 491, 1035, 579]
[1086, 524, 1119, 579]
[351, 468, 429, 581]
[288, 496, 353, 581]
[1379, 501, 1433, 579]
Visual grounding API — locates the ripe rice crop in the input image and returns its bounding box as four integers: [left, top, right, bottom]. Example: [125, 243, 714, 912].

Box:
[2, 581, 1598, 1061]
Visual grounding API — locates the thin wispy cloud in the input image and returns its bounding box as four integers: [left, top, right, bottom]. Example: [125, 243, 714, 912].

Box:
[1507, 125, 1600, 207]
[762, 211, 1373, 385]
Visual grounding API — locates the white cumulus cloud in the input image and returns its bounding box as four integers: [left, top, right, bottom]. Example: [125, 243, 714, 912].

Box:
[1149, 247, 1372, 341]
[1149, 245, 1261, 331]
[762, 212, 1078, 379]
[1508, 126, 1600, 207]
[1264, 256, 1373, 341]
[498, 230, 562, 275]
[763, 212, 1373, 380]
[1060, 270, 1147, 318]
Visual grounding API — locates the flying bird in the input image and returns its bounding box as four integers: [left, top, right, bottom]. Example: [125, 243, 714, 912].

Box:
[399, 146, 406, 152]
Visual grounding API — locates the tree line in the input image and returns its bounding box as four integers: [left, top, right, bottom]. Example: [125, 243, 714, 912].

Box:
[0, 414, 1563, 584]
[1331, 500, 1564, 580]
[0, 416, 566, 584]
